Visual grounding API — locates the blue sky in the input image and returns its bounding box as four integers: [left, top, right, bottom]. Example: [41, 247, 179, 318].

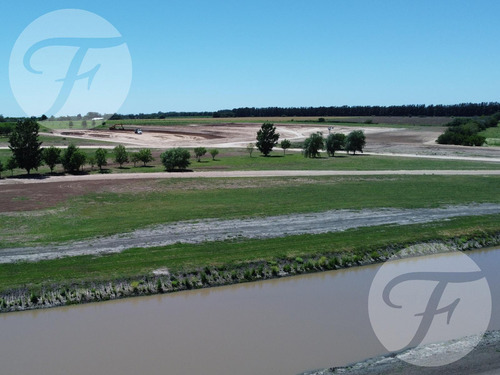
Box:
[1, 0, 499, 116]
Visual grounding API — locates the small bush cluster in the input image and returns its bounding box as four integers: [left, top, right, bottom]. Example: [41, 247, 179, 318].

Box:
[437, 113, 499, 146]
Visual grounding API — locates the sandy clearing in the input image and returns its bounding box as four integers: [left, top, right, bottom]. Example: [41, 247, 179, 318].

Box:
[2, 122, 499, 160]
[1, 203, 499, 264]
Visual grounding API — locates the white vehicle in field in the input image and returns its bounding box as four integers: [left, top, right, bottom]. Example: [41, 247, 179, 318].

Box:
[134, 128, 143, 134]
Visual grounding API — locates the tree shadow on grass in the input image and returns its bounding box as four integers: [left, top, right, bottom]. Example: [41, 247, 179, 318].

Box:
[11, 173, 48, 180]
[165, 169, 194, 173]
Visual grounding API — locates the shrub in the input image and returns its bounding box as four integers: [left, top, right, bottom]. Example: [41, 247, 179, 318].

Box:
[137, 148, 154, 166]
[30, 293, 39, 304]
[201, 272, 208, 284]
[303, 132, 324, 158]
[95, 148, 108, 171]
[161, 148, 191, 171]
[328, 258, 339, 269]
[62, 144, 86, 173]
[280, 139, 291, 155]
[209, 149, 219, 160]
[194, 147, 207, 162]
[114, 145, 129, 167]
[42, 146, 61, 173]
[244, 269, 253, 281]
[318, 256, 328, 267]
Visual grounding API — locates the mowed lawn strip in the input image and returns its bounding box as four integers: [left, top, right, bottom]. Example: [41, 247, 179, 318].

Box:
[1, 175, 499, 247]
[1, 149, 500, 177]
[0, 214, 498, 293]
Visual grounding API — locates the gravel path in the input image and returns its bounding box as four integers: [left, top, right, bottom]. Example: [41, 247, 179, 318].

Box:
[1, 203, 499, 264]
[2, 169, 500, 185]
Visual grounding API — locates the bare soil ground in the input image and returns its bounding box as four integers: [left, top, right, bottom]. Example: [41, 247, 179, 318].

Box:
[43, 122, 500, 159]
[1, 203, 499, 264]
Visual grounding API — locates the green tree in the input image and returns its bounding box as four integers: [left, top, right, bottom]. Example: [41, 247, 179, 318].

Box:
[256, 122, 279, 156]
[114, 145, 129, 167]
[6, 157, 17, 176]
[95, 148, 108, 171]
[88, 155, 96, 170]
[303, 132, 324, 158]
[280, 139, 291, 155]
[161, 148, 191, 171]
[345, 130, 366, 155]
[325, 133, 346, 157]
[194, 147, 207, 162]
[131, 152, 140, 167]
[137, 148, 154, 166]
[246, 143, 255, 157]
[209, 149, 219, 160]
[62, 144, 86, 173]
[42, 146, 61, 173]
[0, 160, 4, 178]
[8, 118, 43, 175]
[71, 151, 87, 172]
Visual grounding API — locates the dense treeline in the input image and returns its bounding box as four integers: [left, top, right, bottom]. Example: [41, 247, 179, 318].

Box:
[437, 113, 500, 146]
[2, 102, 500, 123]
[214, 102, 500, 118]
[109, 111, 213, 120]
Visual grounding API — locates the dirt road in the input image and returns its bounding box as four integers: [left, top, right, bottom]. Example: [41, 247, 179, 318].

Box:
[2, 169, 500, 186]
[1, 203, 499, 264]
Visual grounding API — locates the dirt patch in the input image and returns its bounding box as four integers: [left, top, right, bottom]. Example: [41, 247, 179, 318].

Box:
[0, 179, 136, 212]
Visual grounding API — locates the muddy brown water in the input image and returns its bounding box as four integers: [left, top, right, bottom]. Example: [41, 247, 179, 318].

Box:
[1, 248, 499, 375]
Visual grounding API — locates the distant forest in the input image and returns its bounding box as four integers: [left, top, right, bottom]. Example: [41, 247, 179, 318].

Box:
[1, 102, 500, 122]
[212, 102, 500, 118]
[109, 102, 500, 120]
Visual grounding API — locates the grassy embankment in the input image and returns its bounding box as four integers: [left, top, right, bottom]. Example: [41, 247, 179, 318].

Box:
[1, 175, 499, 296]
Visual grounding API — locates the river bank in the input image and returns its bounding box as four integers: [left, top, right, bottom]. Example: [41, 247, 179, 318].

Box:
[302, 330, 500, 375]
[1, 233, 499, 313]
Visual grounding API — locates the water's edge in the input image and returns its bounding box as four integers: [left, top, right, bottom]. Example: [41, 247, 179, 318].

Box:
[1, 232, 499, 314]
[301, 330, 500, 375]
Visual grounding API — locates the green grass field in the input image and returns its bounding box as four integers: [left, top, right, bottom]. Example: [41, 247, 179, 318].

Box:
[104, 116, 449, 128]
[480, 125, 500, 146]
[1, 148, 499, 178]
[0, 213, 498, 293]
[2, 175, 499, 247]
